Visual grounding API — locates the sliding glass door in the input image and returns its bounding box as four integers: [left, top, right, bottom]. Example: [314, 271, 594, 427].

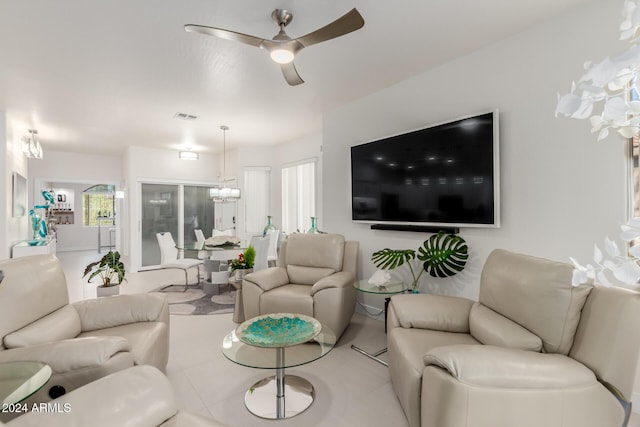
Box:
[140, 183, 180, 267]
[184, 185, 215, 244]
[140, 183, 215, 268]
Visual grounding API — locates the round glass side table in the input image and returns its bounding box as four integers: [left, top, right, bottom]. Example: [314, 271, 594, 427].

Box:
[0, 361, 52, 405]
[351, 279, 409, 366]
[222, 316, 336, 420]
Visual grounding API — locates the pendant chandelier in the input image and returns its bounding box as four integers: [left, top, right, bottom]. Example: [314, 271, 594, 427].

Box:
[209, 125, 241, 202]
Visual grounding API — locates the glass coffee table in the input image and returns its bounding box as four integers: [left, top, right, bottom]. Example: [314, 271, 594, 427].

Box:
[351, 279, 409, 366]
[222, 313, 336, 419]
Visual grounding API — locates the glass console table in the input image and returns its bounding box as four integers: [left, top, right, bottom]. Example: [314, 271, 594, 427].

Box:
[351, 279, 409, 366]
[222, 316, 336, 420]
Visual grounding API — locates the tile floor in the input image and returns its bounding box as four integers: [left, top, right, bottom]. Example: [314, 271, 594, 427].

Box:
[57, 250, 640, 427]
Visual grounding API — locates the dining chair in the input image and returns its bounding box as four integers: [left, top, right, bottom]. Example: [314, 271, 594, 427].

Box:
[156, 232, 202, 292]
[194, 229, 208, 260]
[249, 235, 270, 272]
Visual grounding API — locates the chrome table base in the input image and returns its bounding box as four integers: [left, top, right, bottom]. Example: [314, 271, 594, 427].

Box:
[244, 347, 315, 419]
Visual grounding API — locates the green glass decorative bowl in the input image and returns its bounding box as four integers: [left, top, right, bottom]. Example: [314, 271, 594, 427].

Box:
[236, 313, 321, 348]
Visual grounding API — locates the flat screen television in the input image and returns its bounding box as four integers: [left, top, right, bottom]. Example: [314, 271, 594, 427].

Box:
[350, 110, 500, 228]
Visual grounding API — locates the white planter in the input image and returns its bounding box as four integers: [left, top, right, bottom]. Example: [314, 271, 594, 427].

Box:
[97, 284, 120, 297]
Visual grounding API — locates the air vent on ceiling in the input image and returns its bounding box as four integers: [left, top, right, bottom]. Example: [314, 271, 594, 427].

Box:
[174, 112, 198, 121]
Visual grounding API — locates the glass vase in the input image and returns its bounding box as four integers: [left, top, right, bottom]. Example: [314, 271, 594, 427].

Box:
[307, 216, 319, 234]
[263, 215, 276, 236]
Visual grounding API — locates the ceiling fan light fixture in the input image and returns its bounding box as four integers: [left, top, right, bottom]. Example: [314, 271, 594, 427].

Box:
[185, 8, 364, 85]
[270, 48, 295, 64]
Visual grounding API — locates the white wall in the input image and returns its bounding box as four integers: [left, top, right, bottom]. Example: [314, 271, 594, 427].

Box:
[29, 150, 121, 190]
[3, 117, 30, 259]
[323, 0, 625, 307]
[0, 114, 6, 259]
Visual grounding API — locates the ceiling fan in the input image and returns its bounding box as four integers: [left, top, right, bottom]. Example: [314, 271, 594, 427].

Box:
[185, 8, 365, 86]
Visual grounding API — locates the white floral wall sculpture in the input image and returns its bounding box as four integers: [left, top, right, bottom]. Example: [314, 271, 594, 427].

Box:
[557, 0, 640, 287]
[556, 0, 640, 141]
[569, 220, 640, 287]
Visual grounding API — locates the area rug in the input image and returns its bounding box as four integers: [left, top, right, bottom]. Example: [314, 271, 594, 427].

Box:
[159, 286, 236, 315]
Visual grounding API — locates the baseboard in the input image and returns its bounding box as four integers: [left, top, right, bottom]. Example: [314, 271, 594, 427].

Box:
[633, 391, 640, 414]
[56, 246, 99, 253]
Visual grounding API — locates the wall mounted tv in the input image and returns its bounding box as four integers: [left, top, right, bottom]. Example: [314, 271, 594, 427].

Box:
[350, 110, 500, 229]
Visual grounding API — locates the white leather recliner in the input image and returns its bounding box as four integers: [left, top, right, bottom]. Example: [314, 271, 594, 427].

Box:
[387, 249, 640, 427]
[0, 255, 169, 405]
[3, 365, 228, 427]
[242, 233, 359, 339]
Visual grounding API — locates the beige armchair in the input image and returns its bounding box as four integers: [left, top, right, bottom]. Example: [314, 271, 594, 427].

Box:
[4, 365, 228, 427]
[0, 255, 169, 404]
[387, 249, 640, 427]
[242, 233, 359, 339]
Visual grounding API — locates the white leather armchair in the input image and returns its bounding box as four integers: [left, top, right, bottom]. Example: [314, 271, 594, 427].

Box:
[0, 255, 169, 404]
[387, 249, 640, 427]
[3, 365, 228, 427]
[242, 233, 359, 339]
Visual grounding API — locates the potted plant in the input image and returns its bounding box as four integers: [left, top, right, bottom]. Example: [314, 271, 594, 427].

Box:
[83, 251, 126, 297]
[230, 245, 256, 281]
[371, 231, 469, 293]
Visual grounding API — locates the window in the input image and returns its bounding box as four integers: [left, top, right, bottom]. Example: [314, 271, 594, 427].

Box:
[244, 167, 271, 234]
[281, 159, 316, 234]
[83, 193, 115, 226]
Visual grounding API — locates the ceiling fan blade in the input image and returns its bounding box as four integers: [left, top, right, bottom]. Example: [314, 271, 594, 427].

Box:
[281, 62, 304, 86]
[184, 24, 265, 48]
[295, 8, 364, 48]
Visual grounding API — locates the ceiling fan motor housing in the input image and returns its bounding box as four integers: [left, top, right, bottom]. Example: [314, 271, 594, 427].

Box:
[271, 9, 293, 28]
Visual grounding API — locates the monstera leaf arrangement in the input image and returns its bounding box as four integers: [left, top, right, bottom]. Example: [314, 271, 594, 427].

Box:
[371, 232, 469, 292]
[83, 251, 126, 287]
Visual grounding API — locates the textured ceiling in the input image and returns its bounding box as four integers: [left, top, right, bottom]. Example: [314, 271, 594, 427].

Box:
[0, 0, 594, 155]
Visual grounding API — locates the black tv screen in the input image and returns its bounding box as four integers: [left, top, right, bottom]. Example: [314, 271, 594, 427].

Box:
[350, 111, 500, 228]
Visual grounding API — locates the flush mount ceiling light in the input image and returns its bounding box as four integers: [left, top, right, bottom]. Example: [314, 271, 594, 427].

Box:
[185, 8, 364, 86]
[209, 125, 241, 202]
[179, 150, 199, 160]
[23, 129, 43, 160]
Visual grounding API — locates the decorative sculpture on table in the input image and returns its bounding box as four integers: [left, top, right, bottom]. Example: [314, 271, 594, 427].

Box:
[29, 190, 55, 240]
